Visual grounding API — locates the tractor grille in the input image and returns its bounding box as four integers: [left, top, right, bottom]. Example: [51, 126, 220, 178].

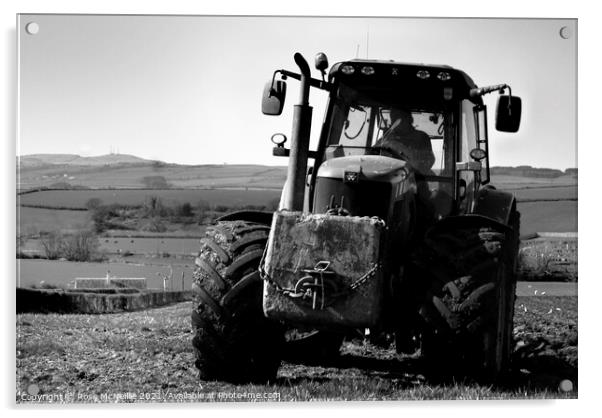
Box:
[313, 177, 392, 219]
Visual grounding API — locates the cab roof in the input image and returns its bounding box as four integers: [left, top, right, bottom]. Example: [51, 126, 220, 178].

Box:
[329, 59, 480, 103]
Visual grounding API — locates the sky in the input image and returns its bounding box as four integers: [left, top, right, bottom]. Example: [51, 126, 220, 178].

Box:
[17, 15, 577, 169]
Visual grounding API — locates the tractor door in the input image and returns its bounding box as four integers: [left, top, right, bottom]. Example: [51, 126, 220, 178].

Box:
[456, 99, 483, 214]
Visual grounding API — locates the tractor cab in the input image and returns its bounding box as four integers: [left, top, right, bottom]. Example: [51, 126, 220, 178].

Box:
[314, 70, 461, 223]
[264, 56, 520, 228]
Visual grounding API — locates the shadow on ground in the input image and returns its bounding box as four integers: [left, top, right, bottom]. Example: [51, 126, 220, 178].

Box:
[279, 338, 577, 393]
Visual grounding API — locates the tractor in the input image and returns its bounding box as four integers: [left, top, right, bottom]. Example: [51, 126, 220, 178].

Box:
[191, 52, 522, 384]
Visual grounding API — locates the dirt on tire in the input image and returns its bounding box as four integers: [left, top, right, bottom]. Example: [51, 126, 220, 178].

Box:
[410, 213, 520, 382]
[191, 220, 283, 384]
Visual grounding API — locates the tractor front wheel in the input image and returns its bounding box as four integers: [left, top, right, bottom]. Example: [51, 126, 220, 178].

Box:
[191, 221, 283, 384]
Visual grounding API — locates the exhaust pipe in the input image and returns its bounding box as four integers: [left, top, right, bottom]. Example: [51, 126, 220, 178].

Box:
[284, 53, 313, 211]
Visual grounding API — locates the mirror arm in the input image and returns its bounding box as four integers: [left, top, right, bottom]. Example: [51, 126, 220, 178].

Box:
[274, 69, 332, 92]
[309, 77, 333, 91]
[273, 147, 318, 159]
[469, 83, 511, 98]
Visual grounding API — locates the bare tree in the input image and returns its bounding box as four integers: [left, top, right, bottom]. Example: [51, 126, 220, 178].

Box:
[40, 231, 63, 260]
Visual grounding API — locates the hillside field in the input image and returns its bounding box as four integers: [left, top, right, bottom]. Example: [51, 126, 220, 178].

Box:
[518, 201, 577, 235]
[17, 183, 576, 237]
[17, 163, 287, 190]
[505, 185, 576, 201]
[18, 188, 281, 209]
[18, 207, 92, 235]
[18, 157, 577, 191]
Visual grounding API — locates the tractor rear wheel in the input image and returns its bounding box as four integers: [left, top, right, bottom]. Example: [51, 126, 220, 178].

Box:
[412, 213, 520, 382]
[191, 221, 283, 383]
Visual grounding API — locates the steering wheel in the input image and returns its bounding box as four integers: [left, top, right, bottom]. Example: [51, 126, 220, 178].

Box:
[370, 141, 408, 161]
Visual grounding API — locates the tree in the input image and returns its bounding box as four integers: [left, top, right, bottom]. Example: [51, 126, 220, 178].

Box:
[85, 198, 103, 210]
[176, 202, 193, 217]
[91, 206, 110, 233]
[144, 217, 167, 233]
[151, 160, 166, 172]
[141, 176, 171, 189]
[40, 231, 64, 260]
[143, 196, 171, 217]
[61, 231, 102, 262]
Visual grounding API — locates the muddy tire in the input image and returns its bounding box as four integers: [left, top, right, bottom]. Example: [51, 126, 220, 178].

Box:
[412, 213, 520, 381]
[191, 221, 283, 384]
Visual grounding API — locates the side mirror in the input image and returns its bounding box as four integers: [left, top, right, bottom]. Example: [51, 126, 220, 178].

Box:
[315, 52, 329, 71]
[262, 79, 287, 115]
[496, 95, 522, 132]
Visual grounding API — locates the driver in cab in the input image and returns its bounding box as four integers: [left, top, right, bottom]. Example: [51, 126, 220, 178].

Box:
[374, 108, 435, 174]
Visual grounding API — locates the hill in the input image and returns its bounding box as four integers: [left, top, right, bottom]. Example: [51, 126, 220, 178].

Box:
[17, 160, 288, 190]
[16, 153, 577, 191]
[491, 166, 577, 179]
[18, 153, 153, 169]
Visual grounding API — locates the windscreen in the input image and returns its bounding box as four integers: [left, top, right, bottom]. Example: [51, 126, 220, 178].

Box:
[325, 83, 455, 177]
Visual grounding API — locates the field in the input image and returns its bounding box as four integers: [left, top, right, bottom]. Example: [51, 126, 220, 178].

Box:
[17, 182, 576, 237]
[18, 188, 281, 209]
[519, 237, 578, 281]
[20, 235, 204, 264]
[15, 165, 578, 402]
[17, 163, 288, 190]
[15, 296, 577, 402]
[18, 233, 577, 290]
[97, 237, 201, 255]
[17, 207, 92, 235]
[491, 174, 577, 188]
[518, 201, 577, 236]
[506, 185, 577, 201]
[16, 180, 577, 290]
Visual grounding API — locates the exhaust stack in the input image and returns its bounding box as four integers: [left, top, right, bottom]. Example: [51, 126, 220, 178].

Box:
[284, 53, 313, 211]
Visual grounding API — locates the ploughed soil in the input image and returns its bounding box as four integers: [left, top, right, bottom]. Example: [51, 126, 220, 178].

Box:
[518, 238, 577, 282]
[16, 296, 577, 402]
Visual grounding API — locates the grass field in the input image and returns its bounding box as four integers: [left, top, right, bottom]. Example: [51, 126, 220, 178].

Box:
[17, 159, 577, 190]
[491, 174, 577, 188]
[18, 188, 281, 209]
[518, 200, 577, 236]
[97, 237, 201, 255]
[17, 232, 578, 290]
[17, 207, 92, 235]
[508, 185, 577, 201]
[17, 188, 576, 237]
[18, 183, 575, 208]
[18, 164, 288, 190]
[15, 296, 576, 402]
